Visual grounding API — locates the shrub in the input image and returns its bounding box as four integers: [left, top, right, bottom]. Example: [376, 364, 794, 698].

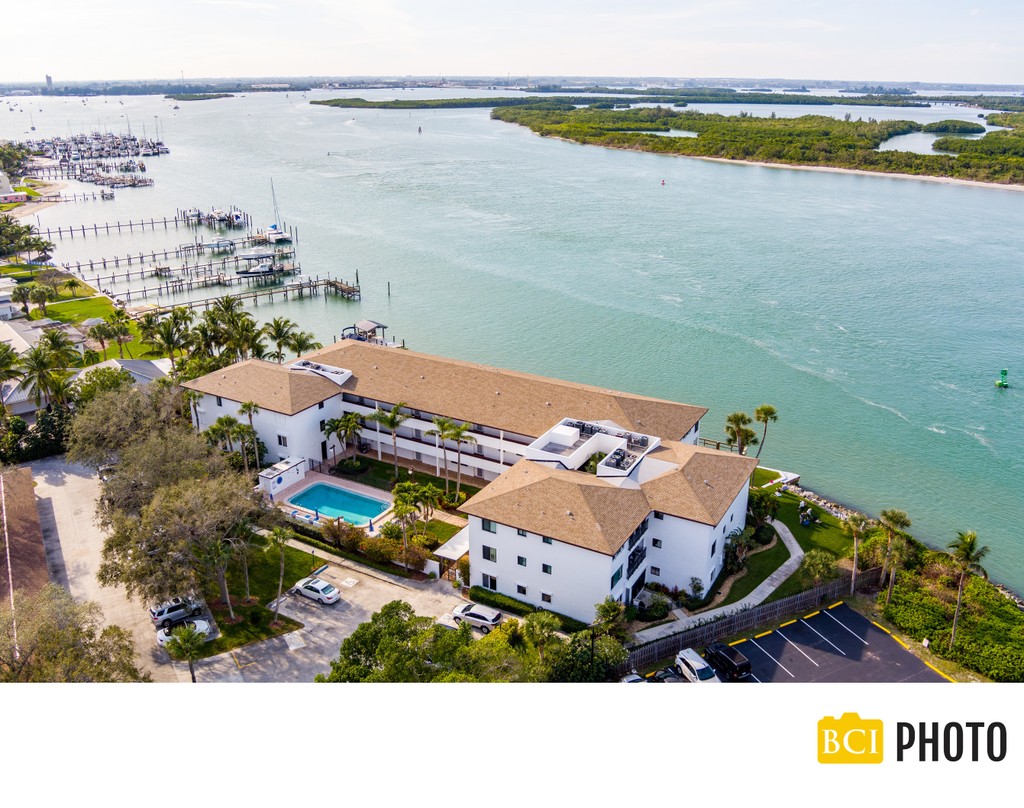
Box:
[644, 594, 670, 620]
[457, 556, 471, 585]
[249, 609, 266, 628]
[395, 543, 430, 572]
[321, 518, 364, 552]
[467, 586, 588, 633]
[754, 524, 776, 546]
[360, 534, 400, 564]
[380, 521, 402, 541]
[335, 456, 369, 475]
[442, 491, 467, 510]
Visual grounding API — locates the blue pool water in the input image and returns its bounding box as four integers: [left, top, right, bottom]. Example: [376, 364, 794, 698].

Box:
[289, 483, 389, 524]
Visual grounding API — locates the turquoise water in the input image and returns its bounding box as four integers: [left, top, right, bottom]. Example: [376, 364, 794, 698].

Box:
[4, 90, 1023, 592]
[289, 483, 388, 524]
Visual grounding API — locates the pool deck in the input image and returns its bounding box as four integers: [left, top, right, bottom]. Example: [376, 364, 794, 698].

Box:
[273, 471, 395, 527]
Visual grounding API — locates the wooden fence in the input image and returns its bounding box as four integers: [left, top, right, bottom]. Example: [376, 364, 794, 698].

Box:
[621, 567, 882, 673]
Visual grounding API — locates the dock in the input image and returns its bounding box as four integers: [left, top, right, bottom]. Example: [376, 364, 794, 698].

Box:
[36, 208, 255, 241]
[64, 240, 294, 278]
[125, 275, 360, 314]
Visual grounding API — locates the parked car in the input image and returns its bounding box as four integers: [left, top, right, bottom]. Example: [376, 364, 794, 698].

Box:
[452, 603, 502, 633]
[674, 647, 722, 683]
[149, 596, 204, 628]
[705, 642, 752, 681]
[290, 576, 341, 604]
[651, 667, 684, 683]
[620, 672, 645, 683]
[156, 618, 212, 648]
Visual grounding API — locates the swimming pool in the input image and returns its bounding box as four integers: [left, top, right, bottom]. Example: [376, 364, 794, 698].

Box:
[288, 483, 390, 525]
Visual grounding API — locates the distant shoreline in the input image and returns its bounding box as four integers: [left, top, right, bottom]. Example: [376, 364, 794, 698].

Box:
[551, 136, 1024, 192]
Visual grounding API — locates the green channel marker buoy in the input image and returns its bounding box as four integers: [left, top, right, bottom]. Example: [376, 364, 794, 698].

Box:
[995, 369, 1010, 389]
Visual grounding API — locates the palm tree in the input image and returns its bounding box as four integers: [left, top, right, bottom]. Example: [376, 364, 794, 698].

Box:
[368, 401, 410, 481]
[146, 316, 190, 373]
[46, 370, 76, 409]
[201, 539, 236, 622]
[88, 322, 113, 360]
[164, 623, 207, 683]
[181, 389, 202, 430]
[754, 404, 778, 460]
[724, 411, 758, 456]
[426, 415, 456, 495]
[262, 317, 297, 363]
[418, 483, 441, 528]
[17, 345, 57, 407]
[947, 531, 989, 649]
[0, 342, 21, 424]
[879, 509, 911, 588]
[265, 527, 291, 626]
[450, 421, 477, 497]
[844, 513, 870, 595]
[11, 284, 31, 315]
[28, 284, 54, 316]
[524, 610, 561, 663]
[104, 311, 134, 359]
[62, 277, 82, 299]
[136, 312, 161, 345]
[391, 499, 417, 571]
[884, 534, 909, 605]
[238, 401, 261, 465]
[286, 330, 322, 357]
[212, 414, 241, 453]
[38, 329, 79, 368]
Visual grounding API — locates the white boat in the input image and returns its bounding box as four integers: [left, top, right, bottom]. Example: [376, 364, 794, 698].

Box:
[236, 262, 279, 277]
[202, 238, 235, 252]
[238, 248, 276, 260]
[264, 179, 292, 242]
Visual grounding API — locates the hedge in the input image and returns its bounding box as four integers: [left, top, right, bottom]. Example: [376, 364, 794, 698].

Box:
[286, 522, 412, 579]
[467, 586, 589, 633]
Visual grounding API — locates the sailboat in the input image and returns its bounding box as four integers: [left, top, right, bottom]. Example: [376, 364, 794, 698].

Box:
[265, 179, 292, 244]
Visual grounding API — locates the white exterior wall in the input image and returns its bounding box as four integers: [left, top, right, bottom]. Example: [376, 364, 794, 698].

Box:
[194, 392, 345, 467]
[468, 516, 615, 624]
[645, 483, 750, 595]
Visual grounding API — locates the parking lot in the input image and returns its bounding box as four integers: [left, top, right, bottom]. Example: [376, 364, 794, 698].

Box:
[730, 602, 949, 683]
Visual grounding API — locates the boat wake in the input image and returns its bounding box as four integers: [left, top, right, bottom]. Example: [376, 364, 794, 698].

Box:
[856, 397, 911, 423]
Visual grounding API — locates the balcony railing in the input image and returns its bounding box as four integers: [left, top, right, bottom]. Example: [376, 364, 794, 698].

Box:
[627, 543, 647, 578]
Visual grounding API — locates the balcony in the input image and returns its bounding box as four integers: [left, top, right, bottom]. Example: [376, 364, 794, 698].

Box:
[627, 543, 647, 578]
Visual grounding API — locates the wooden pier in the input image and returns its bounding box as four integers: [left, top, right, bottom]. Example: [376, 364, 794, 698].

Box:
[36, 207, 256, 241]
[126, 275, 360, 315]
[64, 240, 293, 279]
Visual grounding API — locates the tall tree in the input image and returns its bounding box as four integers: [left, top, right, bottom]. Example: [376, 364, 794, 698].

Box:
[368, 401, 410, 481]
[17, 345, 58, 407]
[425, 415, 456, 495]
[947, 531, 989, 650]
[724, 411, 758, 456]
[878, 508, 911, 588]
[754, 404, 778, 459]
[238, 400, 261, 466]
[262, 317, 297, 362]
[265, 526, 292, 626]
[449, 421, 477, 497]
[844, 513, 870, 595]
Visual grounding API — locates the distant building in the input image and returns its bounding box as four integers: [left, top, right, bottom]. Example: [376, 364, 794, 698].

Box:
[45, 74, 53, 92]
[0, 171, 28, 205]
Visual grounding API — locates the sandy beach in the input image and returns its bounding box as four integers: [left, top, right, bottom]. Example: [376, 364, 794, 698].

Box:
[9, 180, 67, 220]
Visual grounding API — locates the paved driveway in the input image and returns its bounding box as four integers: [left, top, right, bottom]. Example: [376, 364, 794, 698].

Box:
[30, 456, 177, 682]
[188, 562, 467, 682]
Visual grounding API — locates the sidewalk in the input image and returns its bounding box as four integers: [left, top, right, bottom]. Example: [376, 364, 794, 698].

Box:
[632, 519, 804, 642]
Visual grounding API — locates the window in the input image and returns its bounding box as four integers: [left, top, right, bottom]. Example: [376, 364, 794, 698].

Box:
[730, 512, 734, 522]
[482, 545, 497, 563]
[652, 538, 662, 549]
[481, 519, 496, 534]
[517, 556, 527, 567]
[215, 396, 222, 407]
[318, 401, 325, 410]
[542, 564, 552, 575]
[542, 536, 553, 545]
[711, 541, 717, 558]
[277, 435, 288, 447]
[541, 593, 552, 603]
[611, 566, 623, 588]
[653, 511, 663, 520]
[482, 574, 497, 591]
[319, 420, 326, 432]
[516, 528, 527, 537]
[651, 567, 661, 577]
[516, 584, 527, 595]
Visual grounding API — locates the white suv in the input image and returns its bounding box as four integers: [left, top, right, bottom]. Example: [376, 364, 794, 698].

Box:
[149, 596, 204, 628]
[452, 603, 502, 633]
[674, 647, 722, 683]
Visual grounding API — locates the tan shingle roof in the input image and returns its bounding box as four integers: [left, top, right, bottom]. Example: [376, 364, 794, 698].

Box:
[304, 341, 707, 439]
[462, 443, 758, 556]
[461, 460, 652, 555]
[0, 467, 48, 601]
[181, 359, 341, 415]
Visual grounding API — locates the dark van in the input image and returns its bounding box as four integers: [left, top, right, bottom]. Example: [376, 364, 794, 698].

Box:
[705, 642, 752, 681]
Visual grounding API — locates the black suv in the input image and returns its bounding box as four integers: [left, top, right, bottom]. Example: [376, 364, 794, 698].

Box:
[705, 642, 752, 681]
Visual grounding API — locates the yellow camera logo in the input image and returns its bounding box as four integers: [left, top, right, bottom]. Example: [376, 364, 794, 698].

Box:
[818, 713, 884, 764]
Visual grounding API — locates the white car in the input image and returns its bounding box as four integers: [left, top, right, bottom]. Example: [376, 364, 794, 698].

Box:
[156, 619, 212, 647]
[290, 576, 341, 604]
[452, 603, 502, 633]
[149, 596, 204, 628]
[674, 647, 722, 683]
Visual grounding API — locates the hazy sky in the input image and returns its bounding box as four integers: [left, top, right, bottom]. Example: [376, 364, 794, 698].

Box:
[5, 1, 1022, 85]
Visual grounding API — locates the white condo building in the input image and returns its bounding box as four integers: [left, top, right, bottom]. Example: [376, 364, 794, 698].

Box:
[183, 340, 757, 623]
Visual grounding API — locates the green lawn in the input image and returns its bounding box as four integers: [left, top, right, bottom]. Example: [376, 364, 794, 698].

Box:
[350, 456, 482, 500]
[413, 519, 462, 550]
[199, 539, 315, 656]
[752, 467, 782, 487]
[45, 296, 165, 361]
[712, 534, 792, 609]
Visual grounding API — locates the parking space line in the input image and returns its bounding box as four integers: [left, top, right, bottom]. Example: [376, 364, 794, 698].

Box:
[822, 609, 869, 645]
[749, 672, 762, 683]
[799, 618, 847, 655]
[871, 620, 892, 634]
[777, 628, 819, 666]
[749, 639, 794, 678]
[780, 619, 797, 627]
[754, 630, 773, 638]
[231, 651, 256, 670]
